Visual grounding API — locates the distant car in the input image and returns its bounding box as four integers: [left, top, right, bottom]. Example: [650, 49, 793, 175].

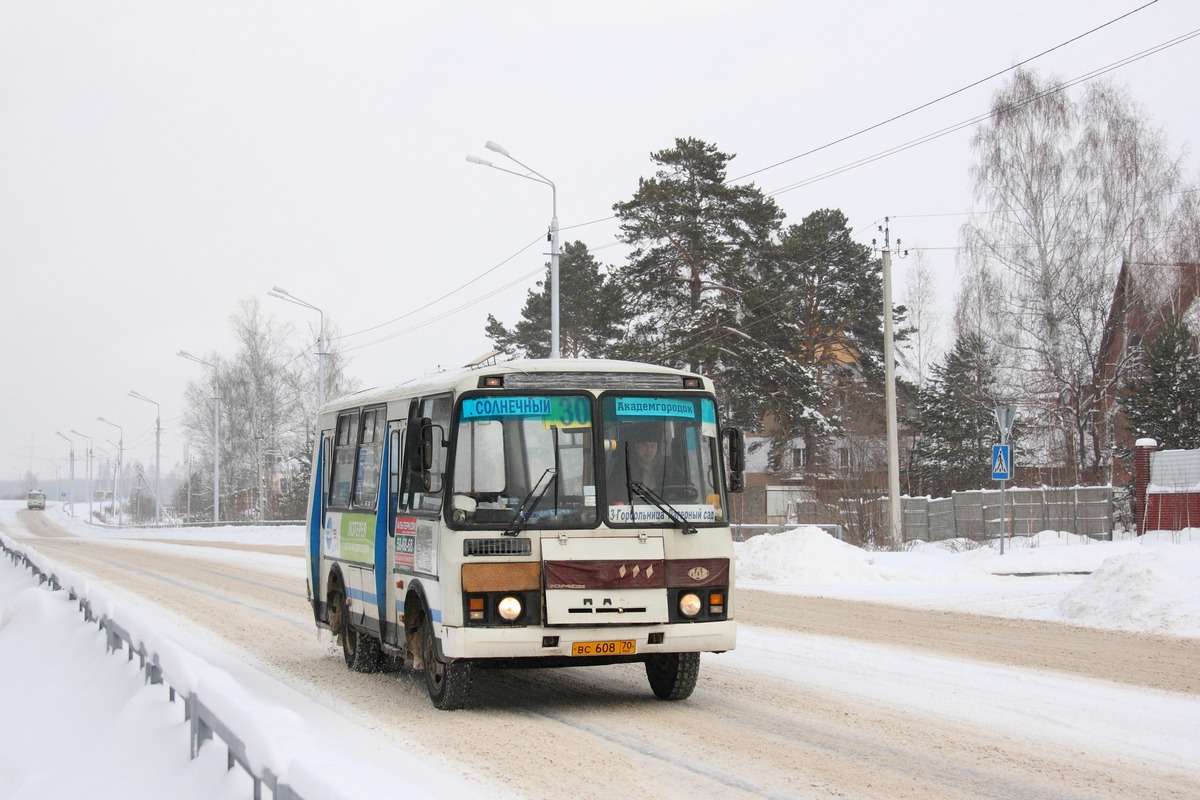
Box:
[26, 490, 46, 510]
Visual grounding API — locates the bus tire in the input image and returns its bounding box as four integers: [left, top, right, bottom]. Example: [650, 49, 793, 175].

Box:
[331, 585, 382, 673]
[344, 625, 384, 673]
[645, 652, 700, 701]
[417, 602, 472, 710]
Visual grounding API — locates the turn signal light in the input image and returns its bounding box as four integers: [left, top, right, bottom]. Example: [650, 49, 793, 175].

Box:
[469, 596, 485, 621]
[709, 591, 725, 615]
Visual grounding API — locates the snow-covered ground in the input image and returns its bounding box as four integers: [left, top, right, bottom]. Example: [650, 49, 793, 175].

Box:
[1, 500, 1197, 798]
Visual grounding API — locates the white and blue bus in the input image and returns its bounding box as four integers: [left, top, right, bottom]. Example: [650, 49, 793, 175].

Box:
[305, 358, 744, 709]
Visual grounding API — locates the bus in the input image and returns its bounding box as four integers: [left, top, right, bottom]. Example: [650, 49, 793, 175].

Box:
[26, 489, 46, 510]
[304, 358, 744, 709]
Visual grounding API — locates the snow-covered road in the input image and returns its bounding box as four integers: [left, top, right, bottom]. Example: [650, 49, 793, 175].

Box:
[3, 502, 1198, 799]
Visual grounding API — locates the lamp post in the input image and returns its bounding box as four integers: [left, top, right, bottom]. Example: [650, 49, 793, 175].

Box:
[96, 416, 124, 525]
[467, 140, 560, 359]
[268, 287, 325, 410]
[129, 390, 162, 523]
[54, 431, 75, 517]
[178, 351, 221, 524]
[69, 429, 94, 522]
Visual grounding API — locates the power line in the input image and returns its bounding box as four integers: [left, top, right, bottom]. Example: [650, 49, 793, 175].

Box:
[328, 232, 546, 344]
[765, 28, 1200, 198]
[729, 0, 1161, 184]
[320, 7, 1188, 359]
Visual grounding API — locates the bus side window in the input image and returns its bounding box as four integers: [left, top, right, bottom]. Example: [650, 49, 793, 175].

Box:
[352, 406, 385, 509]
[329, 410, 360, 509]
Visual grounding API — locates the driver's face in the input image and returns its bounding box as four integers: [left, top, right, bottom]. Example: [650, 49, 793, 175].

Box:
[635, 440, 658, 462]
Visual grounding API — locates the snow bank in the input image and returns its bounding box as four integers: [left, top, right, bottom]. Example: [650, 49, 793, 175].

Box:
[736, 525, 1200, 637]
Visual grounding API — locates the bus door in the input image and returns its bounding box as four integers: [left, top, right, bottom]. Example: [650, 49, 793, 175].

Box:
[309, 430, 332, 621]
[386, 418, 410, 644]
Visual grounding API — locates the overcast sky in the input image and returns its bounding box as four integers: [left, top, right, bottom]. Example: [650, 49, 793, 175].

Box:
[3, 0, 1198, 486]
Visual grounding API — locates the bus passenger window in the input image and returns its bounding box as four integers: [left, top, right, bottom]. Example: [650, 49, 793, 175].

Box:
[353, 406, 385, 509]
[329, 410, 359, 508]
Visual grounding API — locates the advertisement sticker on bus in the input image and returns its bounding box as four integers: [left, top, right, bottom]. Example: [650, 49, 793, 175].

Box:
[394, 516, 417, 568]
[338, 513, 375, 563]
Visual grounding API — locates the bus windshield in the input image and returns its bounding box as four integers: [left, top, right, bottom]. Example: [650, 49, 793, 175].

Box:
[602, 395, 726, 527]
[449, 394, 596, 529]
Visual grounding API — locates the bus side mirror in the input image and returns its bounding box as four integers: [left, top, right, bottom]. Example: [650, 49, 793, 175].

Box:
[726, 427, 745, 493]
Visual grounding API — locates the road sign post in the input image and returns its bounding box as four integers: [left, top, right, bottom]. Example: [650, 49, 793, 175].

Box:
[994, 406, 1018, 555]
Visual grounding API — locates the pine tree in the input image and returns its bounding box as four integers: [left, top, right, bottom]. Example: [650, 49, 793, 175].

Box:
[612, 137, 783, 376]
[911, 331, 1001, 496]
[485, 240, 627, 359]
[1119, 315, 1200, 449]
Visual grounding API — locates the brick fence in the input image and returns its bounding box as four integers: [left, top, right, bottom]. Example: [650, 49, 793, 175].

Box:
[1136, 438, 1200, 532]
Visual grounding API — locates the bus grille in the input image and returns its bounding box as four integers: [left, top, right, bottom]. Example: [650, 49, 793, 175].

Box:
[463, 538, 533, 557]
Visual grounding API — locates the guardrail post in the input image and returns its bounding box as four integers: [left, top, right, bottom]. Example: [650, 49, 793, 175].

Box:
[188, 697, 213, 759]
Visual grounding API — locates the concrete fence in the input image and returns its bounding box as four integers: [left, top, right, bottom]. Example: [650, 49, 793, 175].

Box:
[893, 486, 1113, 542]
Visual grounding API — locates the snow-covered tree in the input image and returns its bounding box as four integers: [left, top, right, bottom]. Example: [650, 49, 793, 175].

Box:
[1119, 314, 1200, 450]
[484, 240, 627, 359]
[911, 331, 1003, 496]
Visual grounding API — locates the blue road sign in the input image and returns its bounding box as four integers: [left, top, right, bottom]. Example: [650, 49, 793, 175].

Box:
[992, 444, 1011, 481]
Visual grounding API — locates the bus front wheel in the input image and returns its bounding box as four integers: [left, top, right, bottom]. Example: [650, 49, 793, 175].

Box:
[417, 603, 472, 710]
[645, 652, 700, 700]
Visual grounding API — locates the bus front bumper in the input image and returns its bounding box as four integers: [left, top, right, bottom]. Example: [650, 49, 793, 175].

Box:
[438, 618, 736, 661]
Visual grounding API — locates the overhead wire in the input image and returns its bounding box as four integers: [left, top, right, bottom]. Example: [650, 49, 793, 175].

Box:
[312, 3, 1184, 357]
[728, 0, 1162, 184]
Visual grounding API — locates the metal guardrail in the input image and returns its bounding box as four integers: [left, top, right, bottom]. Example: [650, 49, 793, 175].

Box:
[0, 533, 306, 800]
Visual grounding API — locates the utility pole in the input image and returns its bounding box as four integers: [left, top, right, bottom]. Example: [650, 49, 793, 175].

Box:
[877, 219, 905, 549]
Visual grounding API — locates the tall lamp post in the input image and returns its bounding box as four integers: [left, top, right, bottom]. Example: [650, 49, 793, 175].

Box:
[178, 351, 221, 524]
[268, 287, 325, 410]
[467, 140, 560, 359]
[69, 429, 94, 522]
[129, 390, 162, 523]
[96, 417, 124, 525]
[54, 431, 75, 517]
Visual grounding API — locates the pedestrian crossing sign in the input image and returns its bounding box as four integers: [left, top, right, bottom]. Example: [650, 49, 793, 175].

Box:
[991, 444, 1011, 481]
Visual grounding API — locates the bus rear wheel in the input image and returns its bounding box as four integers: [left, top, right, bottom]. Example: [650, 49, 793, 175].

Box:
[331, 587, 382, 673]
[344, 624, 383, 673]
[417, 603, 472, 710]
[645, 652, 700, 700]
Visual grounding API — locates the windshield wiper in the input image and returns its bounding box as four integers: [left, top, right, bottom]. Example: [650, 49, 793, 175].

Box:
[503, 467, 557, 537]
[628, 481, 697, 535]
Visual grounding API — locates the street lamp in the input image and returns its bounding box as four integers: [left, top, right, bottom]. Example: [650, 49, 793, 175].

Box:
[54, 431, 75, 517]
[178, 350, 221, 524]
[97, 416, 124, 525]
[69, 429, 94, 523]
[467, 140, 561, 359]
[129, 390, 162, 524]
[268, 287, 325, 409]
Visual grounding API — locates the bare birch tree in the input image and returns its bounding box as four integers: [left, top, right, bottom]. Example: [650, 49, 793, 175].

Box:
[962, 68, 1188, 484]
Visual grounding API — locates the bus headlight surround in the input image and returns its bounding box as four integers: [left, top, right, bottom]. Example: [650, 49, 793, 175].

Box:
[497, 595, 523, 621]
[679, 592, 702, 618]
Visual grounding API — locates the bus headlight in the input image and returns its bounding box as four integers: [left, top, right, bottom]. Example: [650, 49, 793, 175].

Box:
[679, 593, 702, 618]
[497, 595, 523, 621]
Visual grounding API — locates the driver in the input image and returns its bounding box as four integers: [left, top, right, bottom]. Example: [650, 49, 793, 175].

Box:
[608, 421, 688, 502]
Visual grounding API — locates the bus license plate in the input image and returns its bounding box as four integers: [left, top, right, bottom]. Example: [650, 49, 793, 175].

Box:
[572, 639, 636, 657]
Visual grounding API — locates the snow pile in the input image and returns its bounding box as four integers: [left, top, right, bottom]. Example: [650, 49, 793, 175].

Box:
[736, 525, 1200, 637]
[1058, 546, 1200, 634]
